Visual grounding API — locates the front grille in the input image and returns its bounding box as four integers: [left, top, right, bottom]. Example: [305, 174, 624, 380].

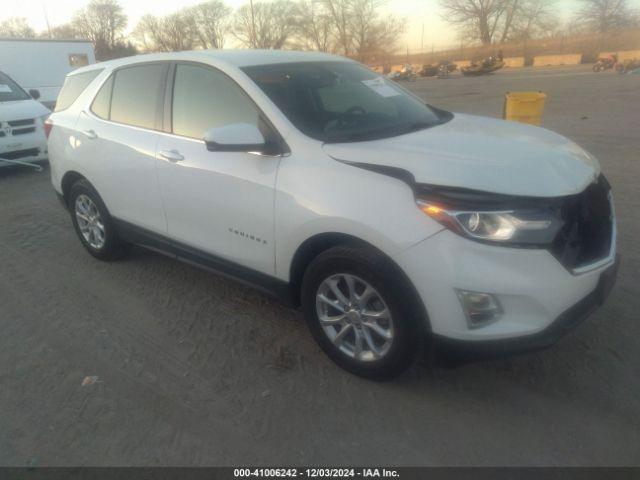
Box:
[12, 127, 36, 135]
[1, 119, 37, 137]
[0, 148, 40, 160]
[8, 119, 35, 127]
[550, 175, 613, 270]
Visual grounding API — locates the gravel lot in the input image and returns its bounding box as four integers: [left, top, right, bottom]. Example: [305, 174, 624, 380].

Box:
[1, 65, 638, 466]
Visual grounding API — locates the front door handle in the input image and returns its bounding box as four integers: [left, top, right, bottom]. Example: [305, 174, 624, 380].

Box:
[82, 129, 97, 140]
[158, 149, 185, 163]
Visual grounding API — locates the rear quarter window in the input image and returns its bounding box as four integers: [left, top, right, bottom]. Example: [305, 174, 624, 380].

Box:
[55, 69, 103, 112]
[91, 76, 113, 120]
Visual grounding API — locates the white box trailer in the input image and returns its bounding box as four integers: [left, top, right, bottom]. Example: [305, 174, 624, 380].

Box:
[0, 39, 95, 109]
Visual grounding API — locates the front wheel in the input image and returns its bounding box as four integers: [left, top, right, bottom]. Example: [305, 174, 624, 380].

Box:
[301, 246, 422, 379]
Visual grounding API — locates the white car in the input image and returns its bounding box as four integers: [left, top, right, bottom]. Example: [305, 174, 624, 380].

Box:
[47, 51, 618, 378]
[0, 71, 50, 168]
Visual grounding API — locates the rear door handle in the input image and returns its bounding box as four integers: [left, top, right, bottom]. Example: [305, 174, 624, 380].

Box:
[82, 129, 97, 140]
[158, 149, 184, 163]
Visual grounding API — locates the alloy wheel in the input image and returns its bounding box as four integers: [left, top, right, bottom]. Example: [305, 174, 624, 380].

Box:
[75, 194, 106, 250]
[315, 273, 395, 362]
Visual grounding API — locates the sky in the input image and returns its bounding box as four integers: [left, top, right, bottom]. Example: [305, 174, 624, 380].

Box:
[5, 0, 584, 51]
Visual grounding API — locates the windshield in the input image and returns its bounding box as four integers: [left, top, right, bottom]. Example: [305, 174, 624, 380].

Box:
[0, 71, 30, 102]
[242, 61, 450, 143]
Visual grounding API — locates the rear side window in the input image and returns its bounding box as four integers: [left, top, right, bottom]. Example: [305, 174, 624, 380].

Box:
[91, 76, 113, 120]
[55, 69, 102, 112]
[110, 64, 166, 130]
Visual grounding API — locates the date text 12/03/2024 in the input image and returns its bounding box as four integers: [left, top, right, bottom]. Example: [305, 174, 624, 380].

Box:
[233, 468, 400, 478]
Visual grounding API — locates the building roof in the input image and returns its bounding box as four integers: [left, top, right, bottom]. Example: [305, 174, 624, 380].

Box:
[0, 37, 92, 44]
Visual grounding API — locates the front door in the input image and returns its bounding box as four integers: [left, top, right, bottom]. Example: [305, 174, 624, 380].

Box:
[156, 63, 281, 276]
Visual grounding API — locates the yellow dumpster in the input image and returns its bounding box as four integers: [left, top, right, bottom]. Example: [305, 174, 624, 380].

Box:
[503, 91, 547, 125]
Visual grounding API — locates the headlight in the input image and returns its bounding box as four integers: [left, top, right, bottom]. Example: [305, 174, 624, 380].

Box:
[417, 200, 562, 245]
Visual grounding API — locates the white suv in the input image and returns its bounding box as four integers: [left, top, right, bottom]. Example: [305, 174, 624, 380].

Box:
[47, 51, 618, 378]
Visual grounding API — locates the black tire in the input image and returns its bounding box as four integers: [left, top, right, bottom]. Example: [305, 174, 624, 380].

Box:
[68, 179, 128, 261]
[301, 245, 424, 380]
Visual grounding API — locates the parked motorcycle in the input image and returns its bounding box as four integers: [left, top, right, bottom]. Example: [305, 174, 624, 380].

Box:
[388, 64, 418, 82]
[420, 60, 457, 77]
[461, 56, 505, 76]
[593, 55, 618, 72]
[615, 58, 640, 74]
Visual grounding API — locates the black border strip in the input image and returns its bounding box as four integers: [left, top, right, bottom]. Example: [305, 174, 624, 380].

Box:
[113, 218, 294, 306]
[0, 467, 637, 480]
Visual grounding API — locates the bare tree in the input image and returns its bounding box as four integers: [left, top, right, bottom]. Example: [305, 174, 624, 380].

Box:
[134, 13, 196, 52]
[159, 13, 197, 51]
[72, 0, 127, 59]
[233, 0, 300, 49]
[510, 0, 558, 40]
[440, 0, 560, 44]
[439, 0, 513, 44]
[295, 0, 334, 51]
[349, 0, 405, 61]
[46, 23, 82, 40]
[575, 0, 636, 32]
[322, 0, 354, 54]
[312, 0, 405, 58]
[0, 17, 36, 38]
[184, 1, 231, 49]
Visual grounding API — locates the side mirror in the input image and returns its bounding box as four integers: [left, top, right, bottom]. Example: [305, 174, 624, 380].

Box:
[29, 89, 41, 100]
[203, 123, 280, 155]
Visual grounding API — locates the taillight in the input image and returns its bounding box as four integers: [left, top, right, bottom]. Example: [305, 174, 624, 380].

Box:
[44, 118, 53, 139]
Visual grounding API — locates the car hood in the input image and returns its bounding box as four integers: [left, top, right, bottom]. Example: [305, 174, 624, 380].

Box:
[0, 99, 50, 123]
[322, 113, 600, 197]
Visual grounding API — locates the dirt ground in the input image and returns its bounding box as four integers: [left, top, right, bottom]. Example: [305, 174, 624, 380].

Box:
[0, 65, 639, 466]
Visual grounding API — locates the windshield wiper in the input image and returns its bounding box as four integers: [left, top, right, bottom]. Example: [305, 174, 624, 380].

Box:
[326, 120, 434, 143]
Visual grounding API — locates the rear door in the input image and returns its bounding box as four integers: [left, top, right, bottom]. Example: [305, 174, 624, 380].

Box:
[73, 63, 169, 234]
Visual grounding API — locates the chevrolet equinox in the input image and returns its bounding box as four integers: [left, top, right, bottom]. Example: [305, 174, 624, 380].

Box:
[47, 50, 618, 378]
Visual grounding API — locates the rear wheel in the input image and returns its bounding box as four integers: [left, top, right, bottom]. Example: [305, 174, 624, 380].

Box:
[301, 245, 422, 379]
[69, 179, 128, 260]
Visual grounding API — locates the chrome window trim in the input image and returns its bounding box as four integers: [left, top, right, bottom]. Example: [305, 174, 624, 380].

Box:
[84, 109, 206, 144]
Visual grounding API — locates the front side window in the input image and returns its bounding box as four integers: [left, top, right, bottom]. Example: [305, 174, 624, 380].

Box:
[110, 64, 166, 130]
[55, 69, 102, 112]
[0, 71, 30, 102]
[242, 61, 450, 143]
[172, 64, 260, 139]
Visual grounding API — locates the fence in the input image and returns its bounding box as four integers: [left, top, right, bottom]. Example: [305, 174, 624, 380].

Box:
[371, 27, 640, 69]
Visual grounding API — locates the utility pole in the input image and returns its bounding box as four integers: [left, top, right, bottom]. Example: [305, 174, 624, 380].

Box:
[249, 0, 256, 48]
[42, 1, 53, 38]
